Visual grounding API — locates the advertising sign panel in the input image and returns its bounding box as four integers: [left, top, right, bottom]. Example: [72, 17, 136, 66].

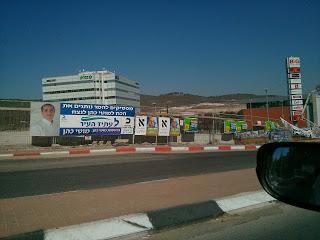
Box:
[30, 102, 60, 136]
[170, 118, 180, 136]
[158, 117, 170, 136]
[288, 73, 301, 79]
[292, 105, 303, 111]
[121, 117, 134, 134]
[183, 117, 198, 132]
[290, 89, 302, 95]
[287, 57, 300, 68]
[59, 103, 135, 136]
[224, 120, 248, 133]
[291, 95, 303, 100]
[288, 79, 301, 84]
[146, 116, 159, 136]
[292, 100, 303, 105]
[135, 116, 147, 135]
[290, 84, 302, 89]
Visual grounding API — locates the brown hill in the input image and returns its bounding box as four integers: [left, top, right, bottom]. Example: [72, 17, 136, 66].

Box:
[141, 92, 276, 107]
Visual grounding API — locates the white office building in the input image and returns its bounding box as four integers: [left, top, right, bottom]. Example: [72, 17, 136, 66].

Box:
[42, 70, 140, 108]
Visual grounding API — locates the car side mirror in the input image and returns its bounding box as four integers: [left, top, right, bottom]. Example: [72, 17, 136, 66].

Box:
[256, 142, 320, 212]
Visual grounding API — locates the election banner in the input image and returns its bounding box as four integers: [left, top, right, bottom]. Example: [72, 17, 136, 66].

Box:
[183, 117, 198, 133]
[224, 120, 247, 133]
[135, 116, 147, 135]
[121, 117, 134, 134]
[170, 117, 180, 136]
[60, 103, 135, 116]
[59, 103, 135, 136]
[146, 116, 159, 136]
[158, 117, 170, 136]
[30, 102, 60, 136]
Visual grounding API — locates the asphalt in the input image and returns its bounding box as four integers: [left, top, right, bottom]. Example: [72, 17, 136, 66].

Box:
[127, 203, 320, 240]
[0, 151, 257, 199]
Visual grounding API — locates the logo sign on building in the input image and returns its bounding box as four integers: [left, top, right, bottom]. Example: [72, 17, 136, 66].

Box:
[80, 75, 93, 80]
[121, 117, 134, 134]
[170, 118, 180, 136]
[134, 116, 147, 135]
[146, 116, 159, 136]
[30, 102, 60, 136]
[59, 103, 135, 136]
[158, 117, 170, 136]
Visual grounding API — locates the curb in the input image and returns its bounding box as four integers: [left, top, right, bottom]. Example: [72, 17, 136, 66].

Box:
[0, 145, 260, 158]
[1, 191, 275, 240]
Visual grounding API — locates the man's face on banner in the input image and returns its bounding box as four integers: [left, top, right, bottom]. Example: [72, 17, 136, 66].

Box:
[41, 104, 55, 122]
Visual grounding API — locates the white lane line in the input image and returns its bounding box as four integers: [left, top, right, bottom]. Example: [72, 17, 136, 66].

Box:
[216, 191, 275, 212]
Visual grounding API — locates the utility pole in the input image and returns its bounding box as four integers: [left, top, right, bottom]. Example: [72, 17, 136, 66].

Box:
[249, 98, 253, 131]
[265, 89, 270, 122]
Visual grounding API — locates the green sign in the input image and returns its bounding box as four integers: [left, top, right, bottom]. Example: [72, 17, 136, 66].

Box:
[80, 75, 93, 80]
[184, 117, 198, 132]
[265, 121, 276, 131]
[224, 120, 248, 133]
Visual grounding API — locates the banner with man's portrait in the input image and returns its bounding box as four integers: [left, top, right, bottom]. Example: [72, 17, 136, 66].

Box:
[30, 102, 60, 136]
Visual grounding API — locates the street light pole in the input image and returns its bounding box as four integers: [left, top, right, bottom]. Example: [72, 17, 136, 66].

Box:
[265, 89, 270, 122]
[249, 98, 253, 131]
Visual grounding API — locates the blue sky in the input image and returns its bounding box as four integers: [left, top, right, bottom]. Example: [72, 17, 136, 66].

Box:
[0, 0, 319, 99]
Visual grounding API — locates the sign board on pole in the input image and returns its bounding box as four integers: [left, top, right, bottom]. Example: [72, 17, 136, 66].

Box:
[292, 105, 303, 111]
[292, 100, 303, 105]
[288, 79, 302, 84]
[290, 84, 302, 89]
[158, 117, 170, 136]
[288, 73, 301, 79]
[184, 117, 198, 133]
[135, 116, 147, 135]
[121, 117, 134, 134]
[290, 89, 303, 95]
[170, 118, 180, 136]
[287, 57, 301, 68]
[146, 116, 159, 136]
[291, 95, 303, 100]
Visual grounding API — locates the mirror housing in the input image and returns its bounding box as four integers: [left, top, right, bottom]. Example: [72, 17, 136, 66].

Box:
[256, 142, 320, 212]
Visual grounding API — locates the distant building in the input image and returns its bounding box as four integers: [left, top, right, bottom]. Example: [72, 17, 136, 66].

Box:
[239, 96, 307, 129]
[42, 70, 140, 108]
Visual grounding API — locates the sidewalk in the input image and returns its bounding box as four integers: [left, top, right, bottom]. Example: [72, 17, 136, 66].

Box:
[0, 168, 260, 238]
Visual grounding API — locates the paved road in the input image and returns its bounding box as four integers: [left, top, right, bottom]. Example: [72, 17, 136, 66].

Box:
[128, 203, 320, 240]
[0, 151, 257, 199]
